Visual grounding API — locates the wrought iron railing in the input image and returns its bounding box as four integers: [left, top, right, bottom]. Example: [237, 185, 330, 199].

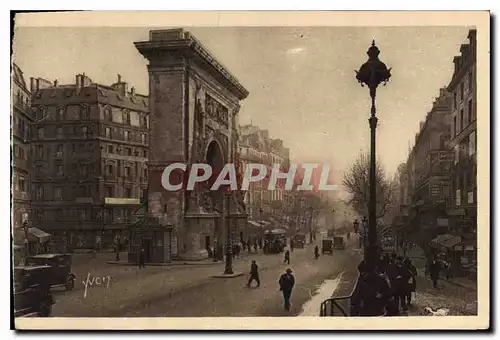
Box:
[319, 275, 359, 316]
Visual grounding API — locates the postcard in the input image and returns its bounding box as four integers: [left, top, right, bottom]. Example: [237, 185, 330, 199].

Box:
[10, 10, 489, 330]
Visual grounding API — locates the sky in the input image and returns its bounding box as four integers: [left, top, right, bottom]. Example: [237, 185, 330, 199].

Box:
[13, 26, 472, 189]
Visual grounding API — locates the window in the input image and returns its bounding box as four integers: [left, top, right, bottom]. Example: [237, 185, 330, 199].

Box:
[123, 111, 131, 125]
[107, 145, 113, 153]
[105, 127, 111, 138]
[141, 116, 148, 128]
[469, 131, 476, 156]
[453, 116, 457, 137]
[79, 164, 88, 176]
[105, 107, 112, 121]
[460, 82, 464, 101]
[37, 128, 44, 139]
[468, 99, 474, 122]
[82, 126, 88, 137]
[140, 189, 146, 200]
[124, 130, 130, 141]
[144, 150, 148, 158]
[80, 106, 90, 120]
[460, 109, 464, 132]
[141, 133, 146, 144]
[56, 107, 65, 120]
[36, 186, 43, 200]
[56, 127, 63, 138]
[35, 211, 43, 221]
[468, 70, 473, 92]
[18, 178, 26, 192]
[125, 147, 132, 156]
[125, 187, 132, 198]
[106, 164, 114, 175]
[35, 165, 42, 176]
[124, 167, 131, 177]
[54, 187, 62, 200]
[105, 186, 114, 197]
[56, 164, 64, 176]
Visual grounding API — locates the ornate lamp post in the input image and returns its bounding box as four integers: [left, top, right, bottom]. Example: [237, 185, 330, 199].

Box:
[355, 40, 391, 273]
[307, 206, 314, 243]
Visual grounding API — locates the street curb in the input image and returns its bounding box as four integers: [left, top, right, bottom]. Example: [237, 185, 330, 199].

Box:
[417, 273, 477, 291]
[105, 261, 221, 266]
[212, 272, 244, 278]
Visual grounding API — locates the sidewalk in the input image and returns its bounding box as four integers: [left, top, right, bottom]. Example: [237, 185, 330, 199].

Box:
[407, 271, 478, 316]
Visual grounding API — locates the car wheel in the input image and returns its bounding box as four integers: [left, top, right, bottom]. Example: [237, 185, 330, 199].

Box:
[66, 276, 75, 290]
[38, 300, 52, 317]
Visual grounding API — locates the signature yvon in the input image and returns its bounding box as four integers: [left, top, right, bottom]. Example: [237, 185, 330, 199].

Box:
[82, 273, 111, 298]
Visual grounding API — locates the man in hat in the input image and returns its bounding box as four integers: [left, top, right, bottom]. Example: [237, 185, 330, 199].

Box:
[279, 268, 295, 311]
[246, 260, 260, 288]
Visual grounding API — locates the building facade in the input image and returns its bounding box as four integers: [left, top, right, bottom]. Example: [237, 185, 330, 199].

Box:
[30, 73, 149, 249]
[394, 29, 477, 270]
[238, 124, 290, 225]
[12, 64, 33, 230]
[447, 29, 477, 262]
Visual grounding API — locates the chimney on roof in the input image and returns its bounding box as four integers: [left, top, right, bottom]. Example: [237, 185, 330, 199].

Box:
[111, 75, 128, 97]
[54, 79, 58, 87]
[130, 87, 135, 95]
[30, 77, 35, 93]
[453, 56, 461, 73]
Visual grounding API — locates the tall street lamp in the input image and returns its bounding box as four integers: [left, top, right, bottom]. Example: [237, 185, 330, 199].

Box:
[355, 40, 391, 272]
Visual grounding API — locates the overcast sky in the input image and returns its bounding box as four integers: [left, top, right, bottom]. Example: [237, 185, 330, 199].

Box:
[13, 26, 471, 186]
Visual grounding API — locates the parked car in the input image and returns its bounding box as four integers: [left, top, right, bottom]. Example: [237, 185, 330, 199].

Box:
[322, 239, 333, 254]
[13, 265, 55, 317]
[27, 254, 76, 290]
[333, 236, 346, 250]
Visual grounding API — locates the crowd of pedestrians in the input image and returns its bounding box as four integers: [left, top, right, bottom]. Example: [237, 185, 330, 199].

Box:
[351, 253, 418, 316]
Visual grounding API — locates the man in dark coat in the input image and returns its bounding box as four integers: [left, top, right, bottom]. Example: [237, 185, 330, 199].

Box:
[279, 268, 295, 311]
[429, 257, 441, 288]
[351, 260, 391, 316]
[138, 248, 145, 268]
[283, 250, 290, 264]
[314, 245, 320, 260]
[404, 258, 417, 305]
[246, 260, 260, 288]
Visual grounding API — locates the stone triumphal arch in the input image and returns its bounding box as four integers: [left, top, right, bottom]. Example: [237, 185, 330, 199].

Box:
[134, 29, 249, 260]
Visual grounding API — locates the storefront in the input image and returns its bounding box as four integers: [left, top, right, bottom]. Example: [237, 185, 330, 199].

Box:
[127, 215, 175, 264]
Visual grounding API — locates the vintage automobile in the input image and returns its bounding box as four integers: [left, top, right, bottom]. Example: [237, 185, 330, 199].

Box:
[13, 265, 55, 317]
[291, 234, 306, 249]
[333, 236, 346, 250]
[322, 239, 333, 254]
[27, 254, 76, 290]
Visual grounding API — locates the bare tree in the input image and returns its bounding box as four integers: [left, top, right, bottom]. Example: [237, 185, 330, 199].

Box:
[342, 152, 395, 219]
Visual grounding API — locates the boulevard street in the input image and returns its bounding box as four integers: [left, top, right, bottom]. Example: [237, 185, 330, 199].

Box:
[51, 244, 359, 317]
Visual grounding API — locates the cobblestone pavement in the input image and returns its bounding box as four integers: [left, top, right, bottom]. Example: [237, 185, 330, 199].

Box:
[51, 245, 360, 317]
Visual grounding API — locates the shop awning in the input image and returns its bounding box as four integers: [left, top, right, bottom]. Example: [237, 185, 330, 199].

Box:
[258, 220, 271, 226]
[28, 227, 51, 243]
[442, 236, 462, 248]
[247, 220, 262, 227]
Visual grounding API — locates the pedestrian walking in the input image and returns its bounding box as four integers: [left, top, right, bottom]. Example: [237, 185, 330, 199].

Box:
[246, 260, 260, 288]
[247, 238, 252, 253]
[429, 257, 441, 288]
[404, 258, 417, 305]
[283, 250, 290, 264]
[279, 268, 295, 311]
[351, 260, 391, 316]
[138, 248, 146, 268]
[314, 245, 320, 260]
[290, 241, 294, 253]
